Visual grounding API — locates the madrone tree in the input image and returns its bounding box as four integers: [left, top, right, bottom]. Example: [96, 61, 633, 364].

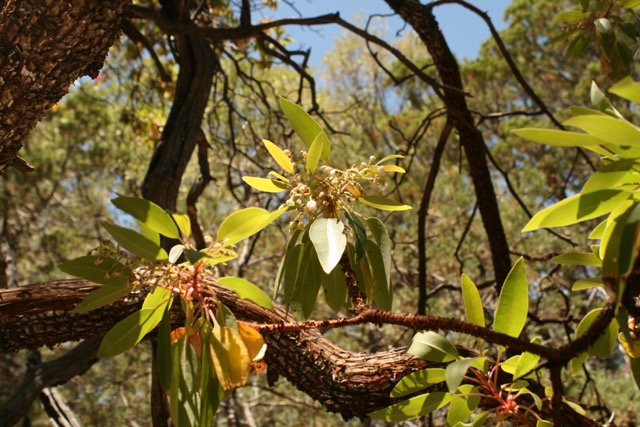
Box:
[2, 0, 640, 425]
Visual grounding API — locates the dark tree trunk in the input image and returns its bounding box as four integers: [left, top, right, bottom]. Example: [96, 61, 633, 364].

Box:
[0, 0, 129, 173]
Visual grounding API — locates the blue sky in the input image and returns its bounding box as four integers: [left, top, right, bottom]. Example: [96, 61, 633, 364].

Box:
[264, 0, 513, 68]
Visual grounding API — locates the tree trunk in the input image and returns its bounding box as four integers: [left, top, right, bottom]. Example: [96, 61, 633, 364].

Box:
[0, 0, 129, 173]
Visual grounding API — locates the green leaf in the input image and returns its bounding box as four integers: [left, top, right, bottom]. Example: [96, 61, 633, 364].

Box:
[242, 176, 289, 193]
[461, 274, 485, 328]
[273, 228, 302, 298]
[306, 132, 326, 174]
[321, 265, 347, 313]
[279, 97, 330, 160]
[447, 385, 480, 426]
[262, 139, 294, 174]
[603, 202, 640, 283]
[551, 252, 601, 267]
[575, 308, 619, 358]
[294, 243, 322, 319]
[522, 190, 631, 232]
[589, 220, 607, 239]
[408, 331, 459, 362]
[368, 392, 451, 422]
[512, 128, 606, 147]
[217, 277, 273, 310]
[445, 358, 478, 393]
[622, 0, 640, 7]
[630, 357, 640, 392]
[99, 308, 166, 357]
[309, 218, 347, 274]
[157, 311, 172, 392]
[102, 222, 168, 261]
[217, 206, 285, 246]
[572, 277, 604, 291]
[376, 154, 405, 164]
[366, 217, 392, 277]
[555, 10, 589, 24]
[59, 256, 131, 286]
[73, 284, 131, 313]
[283, 244, 304, 311]
[564, 115, 640, 147]
[367, 239, 392, 311]
[610, 76, 640, 103]
[494, 257, 528, 338]
[172, 213, 191, 239]
[111, 196, 180, 239]
[537, 419, 553, 427]
[184, 249, 211, 265]
[390, 368, 446, 398]
[139, 222, 160, 246]
[199, 329, 222, 426]
[344, 210, 367, 261]
[582, 159, 637, 194]
[359, 195, 411, 211]
[513, 337, 542, 380]
[170, 335, 201, 426]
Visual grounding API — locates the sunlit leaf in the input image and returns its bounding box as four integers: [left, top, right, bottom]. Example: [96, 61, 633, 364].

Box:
[522, 190, 631, 232]
[494, 257, 528, 338]
[375, 154, 405, 165]
[359, 195, 412, 211]
[575, 308, 619, 358]
[218, 276, 273, 310]
[514, 337, 542, 380]
[408, 331, 459, 362]
[237, 321, 266, 361]
[572, 277, 604, 291]
[306, 132, 327, 175]
[111, 196, 179, 239]
[447, 385, 480, 426]
[309, 218, 347, 274]
[59, 256, 131, 286]
[610, 76, 640, 103]
[217, 206, 285, 246]
[172, 213, 191, 240]
[102, 222, 168, 261]
[552, 252, 601, 267]
[242, 176, 289, 193]
[368, 392, 451, 422]
[619, 332, 640, 358]
[138, 222, 160, 246]
[390, 368, 446, 398]
[461, 274, 485, 328]
[582, 158, 636, 194]
[169, 244, 185, 264]
[512, 128, 606, 147]
[445, 357, 479, 393]
[209, 325, 251, 391]
[279, 97, 330, 160]
[564, 115, 640, 147]
[262, 139, 294, 173]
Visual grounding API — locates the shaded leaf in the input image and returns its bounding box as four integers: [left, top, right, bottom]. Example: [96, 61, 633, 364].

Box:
[367, 239, 392, 311]
[447, 385, 480, 426]
[321, 265, 347, 313]
[157, 312, 172, 392]
[59, 256, 131, 286]
[344, 210, 367, 261]
[445, 358, 478, 393]
[390, 368, 446, 398]
[368, 392, 451, 422]
[102, 222, 168, 261]
[306, 132, 326, 174]
[73, 284, 131, 314]
[279, 97, 329, 160]
[169, 244, 185, 264]
[359, 195, 411, 211]
[408, 331, 459, 362]
[512, 128, 605, 147]
[552, 252, 601, 267]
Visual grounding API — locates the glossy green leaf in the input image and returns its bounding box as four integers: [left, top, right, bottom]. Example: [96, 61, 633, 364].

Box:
[610, 76, 640, 103]
[102, 222, 168, 261]
[390, 368, 446, 398]
[514, 337, 542, 380]
[494, 257, 528, 338]
[306, 132, 326, 175]
[630, 357, 640, 392]
[217, 206, 285, 246]
[512, 128, 606, 147]
[368, 392, 451, 422]
[242, 176, 289, 193]
[309, 218, 347, 274]
[172, 213, 191, 239]
[59, 256, 131, 286]
[461, 274, 485, 328]
[262, 139, 294, 173]
[157, 311, 172, 392]
[321, 264, 347, 313]
[564, 115, 640, 146]
[408, 331, 459, 362]
[199, 328, 222, 426]
[217, 277, 273, 310]
[359, 195, 411, 211]
[273, 229, 302, 298]
[279, 97, 329, 160]
[445, 358, 478, 393]
[293, 243, 322, 319]
[184, 249, 211, 265]
[522, 190, 631, 232]
[582, 159, 637, 194]
[552, 252, 601, 267]
[73, 284, 131, 313]
[169, 244, 185, 264]
[602, 202, 640, 280]
[283, 244, 304, 311]
[347, 244, 374, 301]
[572, 277, 604, 291]
[344, 210, 367, 261]
[111, 196, 179, 239]
[367, 217, 391, 280]
[447, 385, 480, 426]
[98, 308, 165, 357]
[599, 200, 636, 260]
[170, 335, 200, 426]
[622, 0, 640, 7]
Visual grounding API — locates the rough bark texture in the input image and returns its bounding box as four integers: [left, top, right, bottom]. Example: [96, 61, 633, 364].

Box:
[383, 0, 513, 290]
[0, 0, 129, 173]
[0, 281, 600, 425]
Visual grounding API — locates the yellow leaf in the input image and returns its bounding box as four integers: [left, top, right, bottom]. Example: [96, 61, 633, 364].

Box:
[619, 332, 640, 358]
[210, 326, 250, 391]
[242, 176, 289, 193]
[263, 139, 294, 174]
[237, 321, 267, 361]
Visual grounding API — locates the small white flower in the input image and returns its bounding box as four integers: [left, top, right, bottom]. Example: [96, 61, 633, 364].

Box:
[306, 199, 317, 213]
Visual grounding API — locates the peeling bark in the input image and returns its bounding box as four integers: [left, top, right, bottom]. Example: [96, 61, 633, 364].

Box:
[0, 0, 129, 173]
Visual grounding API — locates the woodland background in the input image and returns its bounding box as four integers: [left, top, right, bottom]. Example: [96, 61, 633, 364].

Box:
[0, 0, 638, 425]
